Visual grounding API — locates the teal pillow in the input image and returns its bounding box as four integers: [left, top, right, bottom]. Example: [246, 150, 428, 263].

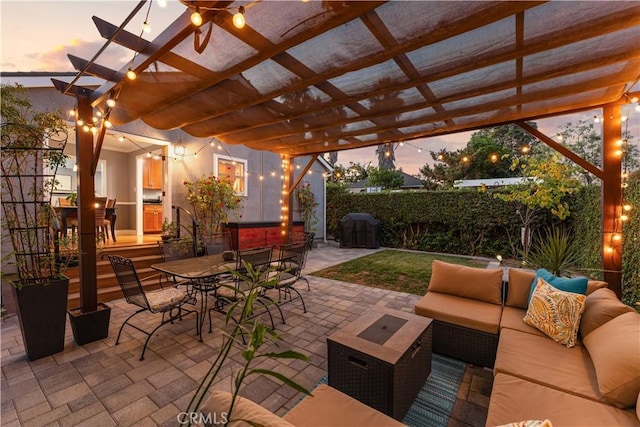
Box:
[528, 269, 588, 303]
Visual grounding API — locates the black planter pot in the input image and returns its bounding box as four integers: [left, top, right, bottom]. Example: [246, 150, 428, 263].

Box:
[11, 276, 69, 361]
[68, 303, 111, 345]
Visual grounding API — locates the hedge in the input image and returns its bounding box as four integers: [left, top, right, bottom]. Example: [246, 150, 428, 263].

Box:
[327, 183, 639, 308]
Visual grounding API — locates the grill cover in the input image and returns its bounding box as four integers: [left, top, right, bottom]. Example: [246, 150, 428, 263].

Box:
[340, 213, 380, 249]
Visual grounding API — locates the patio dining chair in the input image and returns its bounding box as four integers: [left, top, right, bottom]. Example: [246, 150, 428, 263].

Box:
[208, 245, 281, 333]
[106, 254, 198, 360]
[202, 231, 233, 256]
[270, 242, 308, 317]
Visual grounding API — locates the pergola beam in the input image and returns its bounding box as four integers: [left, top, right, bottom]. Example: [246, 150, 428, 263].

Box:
[601, 104, 623, 297]
[215, 50, 638, 140]
[170, 2, 545, 129]
[181, 3, 635, 133]
[256, 72, 634, 153]
[516, 122, 603, 179]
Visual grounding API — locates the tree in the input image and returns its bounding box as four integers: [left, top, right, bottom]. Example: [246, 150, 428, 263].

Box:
[493, 153, 582, 258]
[368, 166, 404, 189]
[555, 120, 640, 184]
[420, 123, 539, 187]
[330, 161, 369, 184]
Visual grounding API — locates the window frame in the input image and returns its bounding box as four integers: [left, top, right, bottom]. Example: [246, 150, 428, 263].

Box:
[214, 154, 248, 197]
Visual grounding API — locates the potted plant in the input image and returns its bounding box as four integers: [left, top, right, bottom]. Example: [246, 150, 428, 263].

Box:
[295, 181, 318, 247]
[183, 175, 243, 243]
[161, 217, 177, 241]
[1, 83, 71, 360]
[185, 262, 311, 425]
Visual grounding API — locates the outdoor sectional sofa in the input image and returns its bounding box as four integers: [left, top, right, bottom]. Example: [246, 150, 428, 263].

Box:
[414, 260, 640, 426]
[200, 383, 405, 426]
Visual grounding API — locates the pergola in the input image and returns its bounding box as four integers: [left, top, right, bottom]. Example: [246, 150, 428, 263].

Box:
[55, 1, 640, 313]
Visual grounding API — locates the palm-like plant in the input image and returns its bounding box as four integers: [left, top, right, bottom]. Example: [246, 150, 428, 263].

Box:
[185, 262, 311, 425]
[525, 226, 580, 277]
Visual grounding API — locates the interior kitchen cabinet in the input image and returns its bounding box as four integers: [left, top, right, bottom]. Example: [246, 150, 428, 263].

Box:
[143, 204, 163, 233]
[143, 157, 162, 189]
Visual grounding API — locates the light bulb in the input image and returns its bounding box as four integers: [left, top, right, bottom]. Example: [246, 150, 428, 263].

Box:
[490, 154, 498, 163]
[606, 246, 614, 253]
[399, 142, 404, 147]
[104, 120, 112, 128]
[194, 152, 198, 158]
[106, 98, 116, 108]
[612, 234, 622, 241]
[418, 148, 422, 153]
[77, 119, 84, 126]
[259, 175, 264, 180]
[91, 127, 98, 134]
[462, 156, 469, 163]
[233, 7, 246, 29]
[96, 111, 102, 117]
[118, 136, 125, 142]
[126, 69, 137, 80]
[620, 214, 629, 222]
[147, 152, 152, 158]
[623, 204, 632, 212]
[73, 164, 78, 172]
[191, 8, 203, 26]
[82, 125, 90, 132]
[142, 21, 151, 33]
[69, 109, 76, 116]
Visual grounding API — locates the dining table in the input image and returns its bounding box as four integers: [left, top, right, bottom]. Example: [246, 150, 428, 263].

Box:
[55, 206, 117, 242]
[150, 254, 237, 341]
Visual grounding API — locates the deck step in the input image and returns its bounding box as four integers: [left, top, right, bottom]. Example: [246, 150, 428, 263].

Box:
[65, 243, 168, 309]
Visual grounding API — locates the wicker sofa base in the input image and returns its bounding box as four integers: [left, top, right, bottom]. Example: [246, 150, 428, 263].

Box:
[432, 320, 498, 368]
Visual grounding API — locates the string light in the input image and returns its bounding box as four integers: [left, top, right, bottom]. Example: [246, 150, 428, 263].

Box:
[191, 7, 203, 26]
[232, 6, 246, 29]
[126, 68, 137, 80]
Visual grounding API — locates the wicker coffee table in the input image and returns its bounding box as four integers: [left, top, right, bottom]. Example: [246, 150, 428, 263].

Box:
[327, 306, 433, 420]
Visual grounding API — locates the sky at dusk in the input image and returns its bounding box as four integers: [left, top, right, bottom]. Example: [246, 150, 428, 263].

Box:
[1, 0, 636, 175]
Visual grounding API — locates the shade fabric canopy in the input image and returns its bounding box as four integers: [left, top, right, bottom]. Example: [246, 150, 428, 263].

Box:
[83, 1, 640, 156]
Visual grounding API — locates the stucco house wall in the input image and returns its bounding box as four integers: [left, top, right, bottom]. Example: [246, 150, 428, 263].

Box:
[1, 73, 329, 243]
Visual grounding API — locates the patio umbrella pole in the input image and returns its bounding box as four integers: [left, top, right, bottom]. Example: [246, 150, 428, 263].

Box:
[76, 91, 98, 313]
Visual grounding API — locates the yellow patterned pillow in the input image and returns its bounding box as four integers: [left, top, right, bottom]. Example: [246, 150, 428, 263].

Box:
[523, 277, 586, 347]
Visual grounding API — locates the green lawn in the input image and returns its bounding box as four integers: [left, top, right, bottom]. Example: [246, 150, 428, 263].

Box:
[311, 249, 489, 296]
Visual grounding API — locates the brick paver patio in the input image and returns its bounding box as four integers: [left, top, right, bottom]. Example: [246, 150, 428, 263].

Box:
[1, 243, 491, 426]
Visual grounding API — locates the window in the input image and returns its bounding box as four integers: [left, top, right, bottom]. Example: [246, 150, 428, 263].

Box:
[214, 154, 247, 196]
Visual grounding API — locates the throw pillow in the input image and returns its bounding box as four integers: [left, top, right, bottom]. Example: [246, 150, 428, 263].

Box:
[528, 269, 588, 303]
[523, 278, 586, 347]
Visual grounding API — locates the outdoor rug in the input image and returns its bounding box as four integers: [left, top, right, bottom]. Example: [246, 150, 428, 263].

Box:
[309, 354, 466, 427]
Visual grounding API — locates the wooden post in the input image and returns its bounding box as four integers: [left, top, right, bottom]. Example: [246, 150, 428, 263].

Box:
[282, 154, 294, 244]
[602, 103, 622, 298]
[76, 91, 98, 313]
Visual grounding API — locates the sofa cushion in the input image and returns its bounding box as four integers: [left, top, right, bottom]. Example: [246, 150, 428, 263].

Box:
[523, 278, 586, 348]
[506, 268, 535, 309]
[583, 311, 640, 409]
[415, 291, 502, 334]
[500, 306, 548, 339]
[495, 328, 604, 403]
[200, 390, 295, 427]
[427, 260, 503, 305]
[528, 269, 588, 303]
[487, 373, 640, 427]
[579, 288, 635, 338]
[283, 384, 405, 427]
[586, 279, 608, 295]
